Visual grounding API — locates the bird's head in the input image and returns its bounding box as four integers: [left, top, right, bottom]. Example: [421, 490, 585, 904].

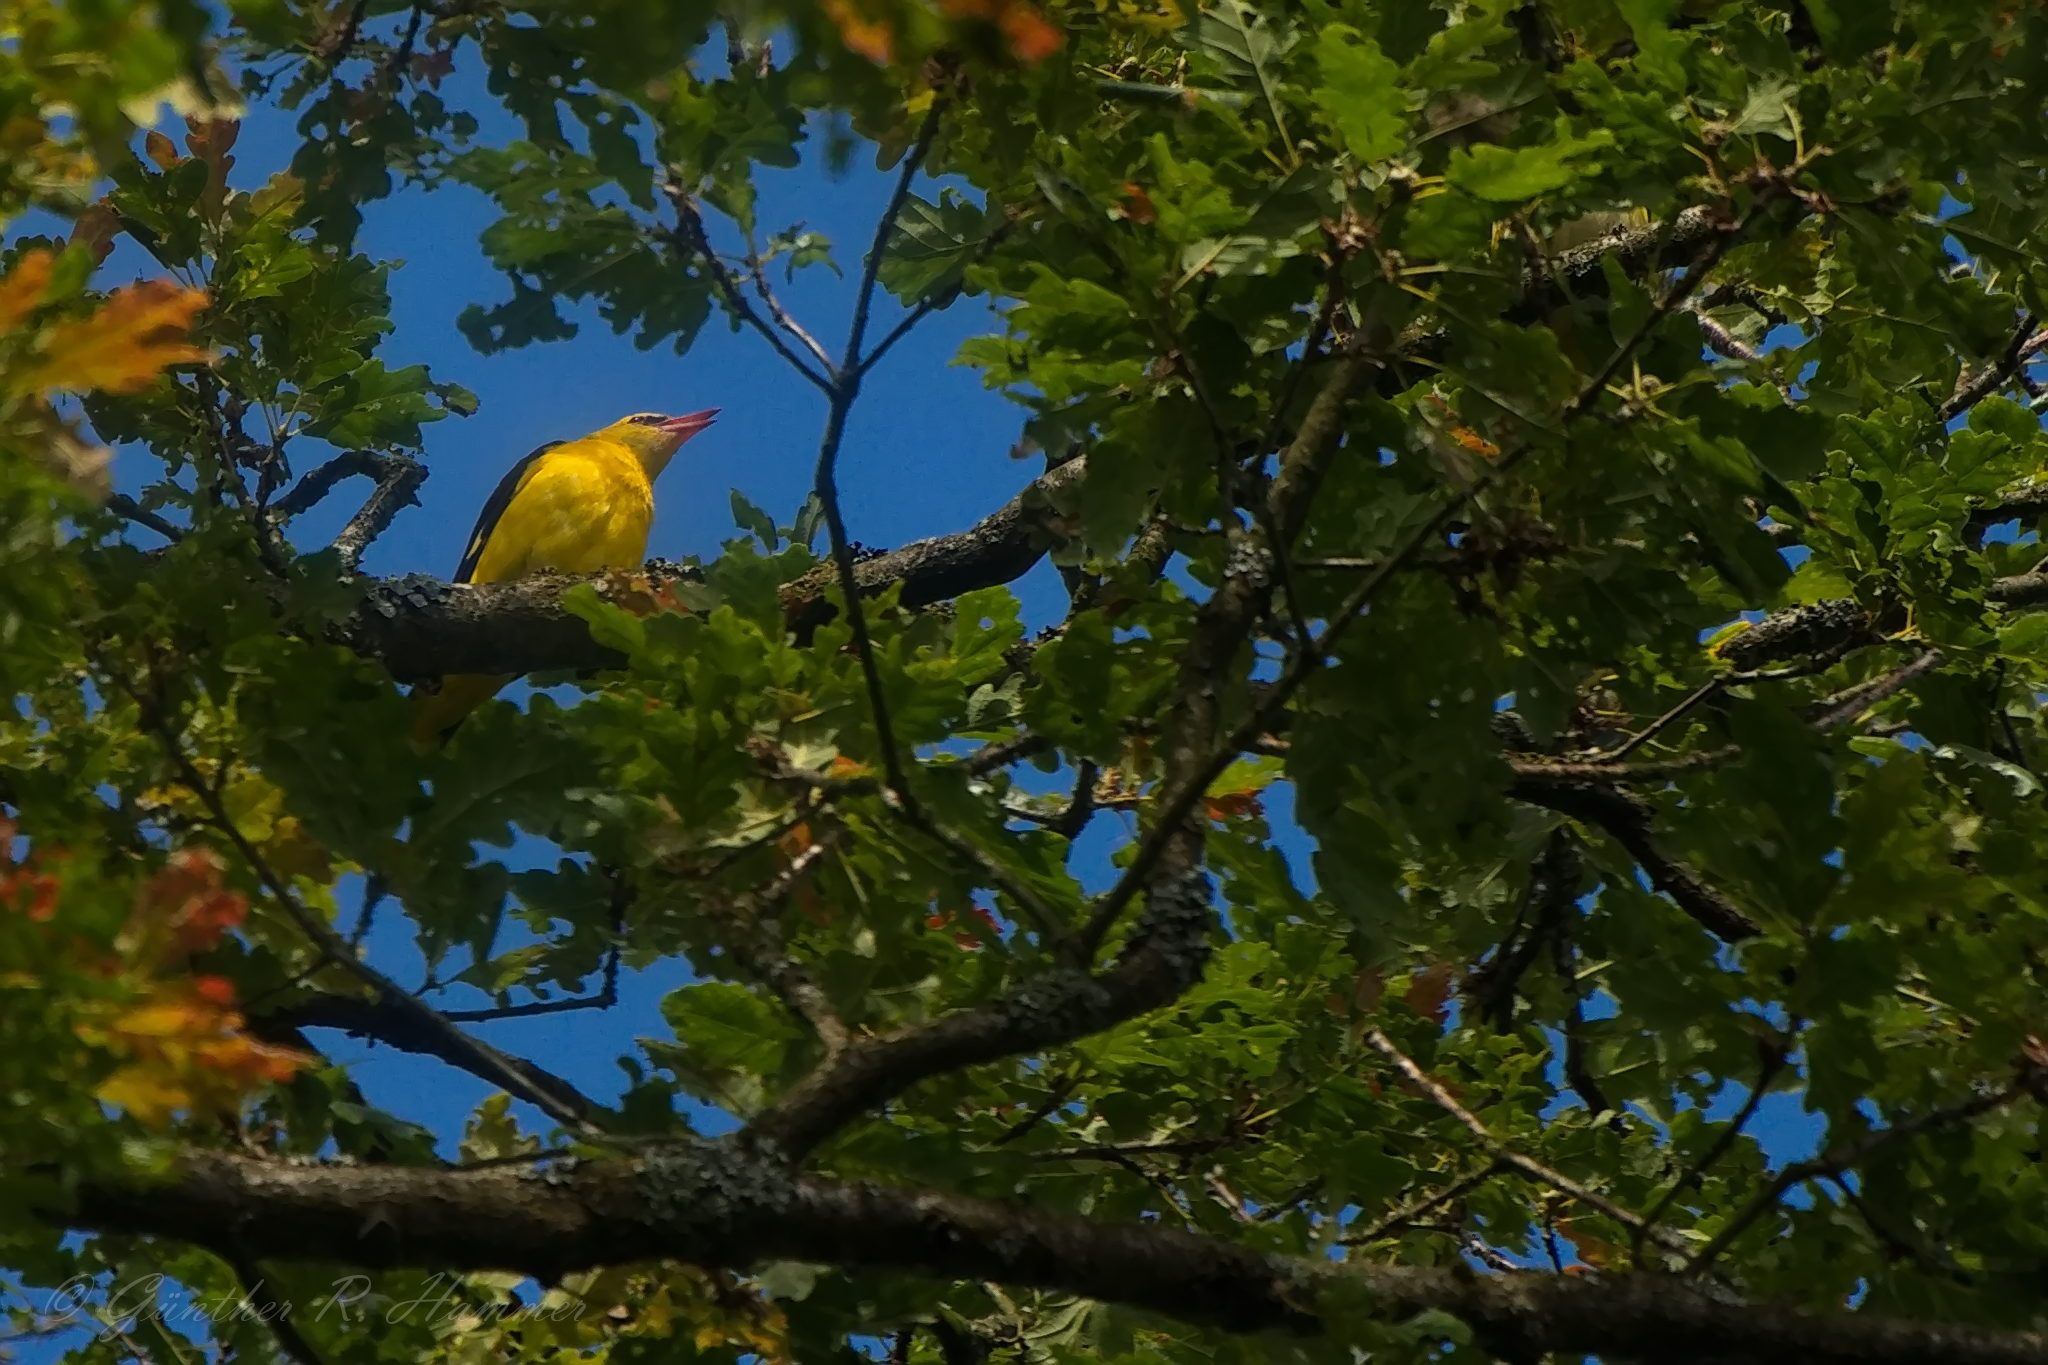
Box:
[606, 409, 719, 475]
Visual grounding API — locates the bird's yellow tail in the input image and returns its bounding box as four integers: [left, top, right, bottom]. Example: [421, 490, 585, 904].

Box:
[408, 673, 516, 752]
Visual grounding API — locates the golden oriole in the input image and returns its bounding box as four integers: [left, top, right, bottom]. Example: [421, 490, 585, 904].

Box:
[408, 408, 718, 749]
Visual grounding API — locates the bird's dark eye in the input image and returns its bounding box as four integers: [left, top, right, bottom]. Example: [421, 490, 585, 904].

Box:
[630, 413, 662, 426]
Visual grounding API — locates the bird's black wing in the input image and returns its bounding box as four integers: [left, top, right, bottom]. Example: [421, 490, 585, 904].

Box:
[453, 441, 561, 584]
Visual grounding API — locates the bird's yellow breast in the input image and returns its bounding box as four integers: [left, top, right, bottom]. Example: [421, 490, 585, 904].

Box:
[467, 437, 655, 585]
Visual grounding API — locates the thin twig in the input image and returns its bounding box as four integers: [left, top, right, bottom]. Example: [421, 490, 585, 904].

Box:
[1808, 649, 1944, 731]
[348, 873, 385, 949]
[1342, 1160, 1504, 1245]
[960, 732, 1052, 775]
[754, 736, 1068, 946]
[746, 246, 837, 375]
[106, 493, 184, 542]
[859, 205, 1021, 377]
[445, 876, 625, 1021]
[271, 449, 412, 519]
[1684, 1061, 2045, 1274]
[990, 1071, 1082, 1146]
[900, 814, 1069, 947]
[1054, 760, 1100, 840]
[1632, 1036, 1791, 1262]
[1363, 1028, 1696, 1259]
[716, 837, 849, 1053]
[442, 987, 617, 1023]
[1018, 1135, 1236, 1161]
[813, 97, 945, 808]
[664, 184, 834, 392]
[1605, 677, 1725, 760]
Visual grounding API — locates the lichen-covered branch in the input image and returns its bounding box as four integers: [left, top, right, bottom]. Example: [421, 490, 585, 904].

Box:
[343, 459, 1087, 681]
[59, 1148, 2048, 1365]
[746, 863, 1212, 1158]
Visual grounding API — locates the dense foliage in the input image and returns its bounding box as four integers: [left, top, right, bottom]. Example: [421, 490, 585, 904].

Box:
[8, 0, 2048, 1361]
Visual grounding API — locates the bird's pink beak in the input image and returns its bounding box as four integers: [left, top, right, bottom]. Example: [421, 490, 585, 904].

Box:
[659, 409, 718, 441]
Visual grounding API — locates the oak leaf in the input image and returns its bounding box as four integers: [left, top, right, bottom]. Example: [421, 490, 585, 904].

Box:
[30, 279, 211, 395]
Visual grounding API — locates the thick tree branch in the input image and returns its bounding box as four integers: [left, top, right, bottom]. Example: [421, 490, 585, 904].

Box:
[328, 453, 426, 572]
[745, 856, 1211, 1158]
[1511, 774, 1762, 941]
[1939, 320, 2048, 423]
[779, 457, 1085, 634]
[60, 1149, 2048, 1365]
[344, 460, 1086, 681]
[272, 449, 420, 522]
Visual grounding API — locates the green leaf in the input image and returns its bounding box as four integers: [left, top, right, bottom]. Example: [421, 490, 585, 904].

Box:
[1312, 25, 1407, 164]
[300, 360, 454, 448]
[1446, 120, 1614, 202]
[730, 488, 779, 550]
[877, 191, 989, 304]
[651, 981, 800, 1113]
[1191, 0, 1299, 147]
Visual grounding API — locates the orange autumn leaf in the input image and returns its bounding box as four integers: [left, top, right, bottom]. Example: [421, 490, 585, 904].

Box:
[142, 129, 181, 170]
[941, 0, 1062, 61]
[30, 279, 211, 395]
[134, 849, 249, 955]
[192, 974, 237, 1007]
[0, 866, 60, 922]
[609, 580, 660, 617]
[84, 978, 308, 1128]
[0, 248, 54, 330]
[68, 202, 120, 265]
[925, 908, 985, 948]
[821, 0, 896, 62]
[184, 117, 238, 219]
[1204, 789, 1264, 822]
[1448, 425, 1500, 458]
[1559, 1223, 1620, 1269]
[184, 116, 239, 162]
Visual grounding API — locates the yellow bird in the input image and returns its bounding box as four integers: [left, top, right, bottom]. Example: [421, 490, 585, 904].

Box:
[409, 408, 719, 749]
